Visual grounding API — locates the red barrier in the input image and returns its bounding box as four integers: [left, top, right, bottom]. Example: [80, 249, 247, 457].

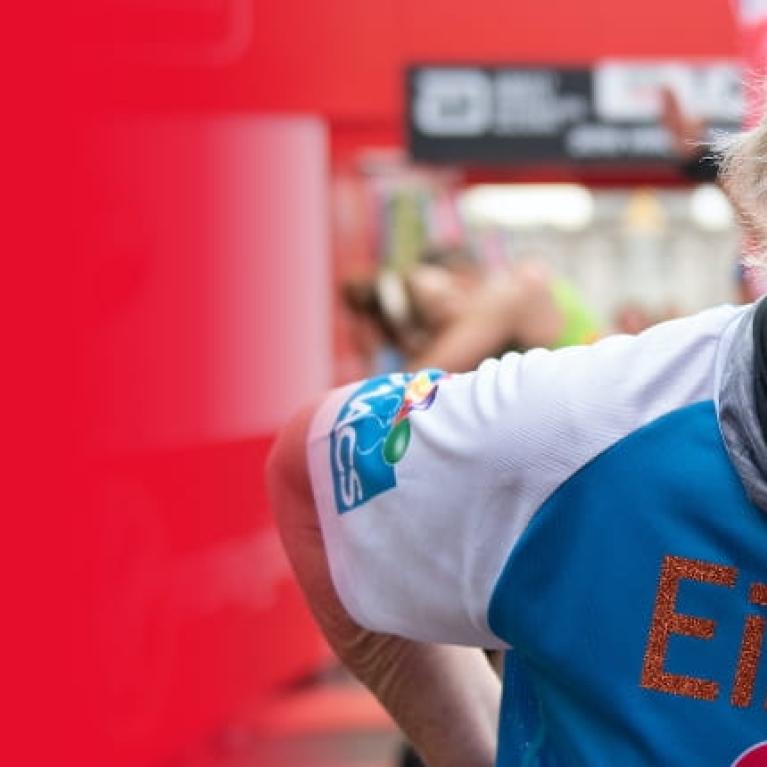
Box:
[92, 434, 329, 766]
[9, 3, 744, 766]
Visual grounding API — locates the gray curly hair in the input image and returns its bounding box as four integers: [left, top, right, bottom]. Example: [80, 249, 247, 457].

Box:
[718, 105, 767, 261]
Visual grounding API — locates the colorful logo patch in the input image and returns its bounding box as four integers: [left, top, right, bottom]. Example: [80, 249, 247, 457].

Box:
[733, 742, 767, 766]
[330, 370, 445, 513]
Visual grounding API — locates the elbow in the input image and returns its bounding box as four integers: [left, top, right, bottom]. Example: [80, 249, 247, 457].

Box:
[266, 399, 372, 654]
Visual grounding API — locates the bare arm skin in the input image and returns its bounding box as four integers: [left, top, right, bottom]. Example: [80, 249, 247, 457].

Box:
[266, 402, 501, 767]
[406, 296, 514, 373]
[659, 87, 706, 161]
[408, 264, 564, 373]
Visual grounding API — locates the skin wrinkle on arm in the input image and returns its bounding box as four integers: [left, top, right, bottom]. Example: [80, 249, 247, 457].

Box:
[267, 401, 501, 767]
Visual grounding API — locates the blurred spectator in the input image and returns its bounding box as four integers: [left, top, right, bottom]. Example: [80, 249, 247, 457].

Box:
[342, 248, 601, 375]
[341, 274, 425, 374]
[406, 247, 601, 372]
[660, 85, 766, 302]
[659, 86, 719, 183]
[613, 302, 654, 335]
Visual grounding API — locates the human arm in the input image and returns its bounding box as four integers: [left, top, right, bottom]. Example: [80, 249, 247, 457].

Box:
[658, 86, 723, 184]
[266, 401, 501, 767]
[407, 265, 564, 371]
[659, 87, 707, 162]
[268, 307, 742, 765]
[406, 299, 514, 373]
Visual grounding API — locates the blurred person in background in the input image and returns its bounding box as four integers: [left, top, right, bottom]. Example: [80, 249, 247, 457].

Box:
[613, 301, 655, 336]
[660, 85, 765, 303]
[268, 107, 767, 765]
[406, 246, 600, 371]
[342, 246, 600, 376]
[612, 301, 684, 336]
[659, 86, 720, 185]
[341, 273, 426, 375]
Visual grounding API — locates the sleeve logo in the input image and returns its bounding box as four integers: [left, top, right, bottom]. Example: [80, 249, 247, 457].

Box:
[330, 370, 445, 514]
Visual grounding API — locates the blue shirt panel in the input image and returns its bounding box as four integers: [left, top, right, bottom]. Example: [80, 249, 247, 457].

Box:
[489, 401, 767, 766]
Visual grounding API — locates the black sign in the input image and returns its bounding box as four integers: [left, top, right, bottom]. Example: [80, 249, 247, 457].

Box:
[407, 64, 743, 166]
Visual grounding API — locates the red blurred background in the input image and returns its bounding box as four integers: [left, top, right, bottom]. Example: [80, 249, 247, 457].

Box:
[11, 1, 762, 766]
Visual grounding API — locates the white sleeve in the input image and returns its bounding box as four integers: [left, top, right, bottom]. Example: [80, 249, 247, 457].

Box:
[306, 305, 743, 647]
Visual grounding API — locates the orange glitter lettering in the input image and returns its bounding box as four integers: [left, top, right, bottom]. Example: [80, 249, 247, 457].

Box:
[732, 583, 767, 708]
[641, 555, 737, 702]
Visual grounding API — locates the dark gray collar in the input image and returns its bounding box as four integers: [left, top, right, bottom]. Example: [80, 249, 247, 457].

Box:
[719, 302, 767, 511]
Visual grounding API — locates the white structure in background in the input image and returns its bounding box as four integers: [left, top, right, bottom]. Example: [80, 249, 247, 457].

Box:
[461, 185, 594, 230]
[458, 183, 739, 329]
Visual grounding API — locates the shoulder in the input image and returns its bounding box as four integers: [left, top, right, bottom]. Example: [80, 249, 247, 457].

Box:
[297, 305, 744, 645]
[484, 304, 745, 486]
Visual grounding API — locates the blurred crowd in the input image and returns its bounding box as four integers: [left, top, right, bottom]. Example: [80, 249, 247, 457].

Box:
[342, 245, 602, 375]
[339, 87, 759, 382]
